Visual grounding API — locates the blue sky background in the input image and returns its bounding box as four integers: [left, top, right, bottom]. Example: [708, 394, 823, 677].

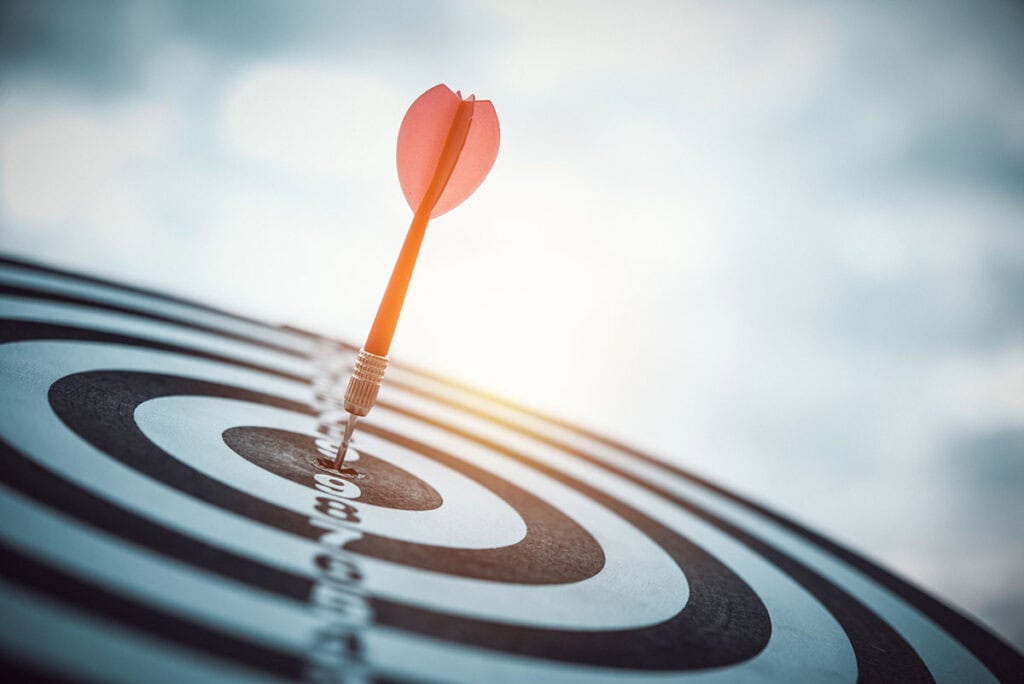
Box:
[1, 0, 1022, 650]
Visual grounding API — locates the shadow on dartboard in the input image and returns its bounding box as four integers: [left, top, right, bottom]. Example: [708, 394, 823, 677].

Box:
[1, 255, 1021, 683]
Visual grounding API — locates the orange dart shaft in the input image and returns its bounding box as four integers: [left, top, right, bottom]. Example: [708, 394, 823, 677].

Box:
[364, 206, 430, 356]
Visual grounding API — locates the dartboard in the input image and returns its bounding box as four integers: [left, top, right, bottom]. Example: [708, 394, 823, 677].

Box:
[0, 256, 1019, 683]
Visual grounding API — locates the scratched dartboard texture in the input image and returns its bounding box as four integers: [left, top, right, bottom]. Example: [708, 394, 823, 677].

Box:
[0, 256, 1020, 684]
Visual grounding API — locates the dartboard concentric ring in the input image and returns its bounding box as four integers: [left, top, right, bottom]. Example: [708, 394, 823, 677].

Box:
[0, 256, 1021, 683]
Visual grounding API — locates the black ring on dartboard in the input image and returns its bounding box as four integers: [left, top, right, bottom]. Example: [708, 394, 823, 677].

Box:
[2, 260, 1021, 682]
[46, 365, 770, 670]
[50, 370, 609, 586]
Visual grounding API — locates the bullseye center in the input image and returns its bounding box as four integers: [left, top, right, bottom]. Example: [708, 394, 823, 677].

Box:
[223, 426, 443, 511]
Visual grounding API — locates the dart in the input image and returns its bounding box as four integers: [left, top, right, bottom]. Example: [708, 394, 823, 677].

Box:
[335, 84, 501, 469]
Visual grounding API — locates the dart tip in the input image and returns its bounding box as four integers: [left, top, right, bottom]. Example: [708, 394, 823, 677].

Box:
[334, 415, 359, 470]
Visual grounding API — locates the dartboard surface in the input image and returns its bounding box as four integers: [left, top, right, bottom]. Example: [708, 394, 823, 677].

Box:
[0, 255, 1020, 683]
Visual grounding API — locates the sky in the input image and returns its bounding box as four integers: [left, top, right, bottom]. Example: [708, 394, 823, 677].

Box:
[1, 0, 1022, 650]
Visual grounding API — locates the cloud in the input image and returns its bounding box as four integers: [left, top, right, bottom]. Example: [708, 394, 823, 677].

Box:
[485, 0, 837, 115]
[0, 0, 491, 97]
[219, 64, 403, 183]
[0, 99, 177, 235]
